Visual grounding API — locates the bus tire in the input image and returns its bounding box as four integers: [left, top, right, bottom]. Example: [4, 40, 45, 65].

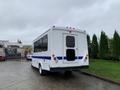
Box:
[39, 64, 46, 75]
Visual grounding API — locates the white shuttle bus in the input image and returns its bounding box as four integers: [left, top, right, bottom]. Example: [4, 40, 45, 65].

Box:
[32, 26, 89, 75]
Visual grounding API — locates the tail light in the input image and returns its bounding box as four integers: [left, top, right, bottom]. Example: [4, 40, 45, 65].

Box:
[52, 54, 58, 63]
[84, 54, 88, 62]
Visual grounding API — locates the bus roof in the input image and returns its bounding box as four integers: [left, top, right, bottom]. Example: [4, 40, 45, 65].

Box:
[33, 26, 86, 42]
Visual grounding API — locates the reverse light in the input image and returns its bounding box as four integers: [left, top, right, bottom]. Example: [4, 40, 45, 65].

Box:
[52, 54, 55, 58]
[84, 54, 88, 62]
[52, 54, 56, 60]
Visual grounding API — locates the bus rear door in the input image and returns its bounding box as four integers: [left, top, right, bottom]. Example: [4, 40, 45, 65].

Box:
[63, 33, 78, 64]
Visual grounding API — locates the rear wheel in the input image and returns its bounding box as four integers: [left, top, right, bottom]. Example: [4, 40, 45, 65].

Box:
[39, 64, 46, 75]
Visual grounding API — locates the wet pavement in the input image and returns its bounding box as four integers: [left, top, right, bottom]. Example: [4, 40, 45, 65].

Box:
[0, 60, 120, 90]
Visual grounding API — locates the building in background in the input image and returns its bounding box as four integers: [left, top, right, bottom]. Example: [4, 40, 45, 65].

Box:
[0, 40, 8, 60]
[0, 40, 25, 60]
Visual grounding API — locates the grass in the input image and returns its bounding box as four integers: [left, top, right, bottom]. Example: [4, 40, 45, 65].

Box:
[83, 59, 120, 82]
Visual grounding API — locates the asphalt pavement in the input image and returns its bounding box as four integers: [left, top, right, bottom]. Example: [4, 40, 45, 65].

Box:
[0, 60, 120, 90]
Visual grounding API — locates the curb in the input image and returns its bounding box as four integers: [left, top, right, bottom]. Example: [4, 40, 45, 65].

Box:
[81, 71, 120, 86]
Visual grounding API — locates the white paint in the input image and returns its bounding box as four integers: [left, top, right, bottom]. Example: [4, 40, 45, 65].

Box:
[32, 26, 89, 72]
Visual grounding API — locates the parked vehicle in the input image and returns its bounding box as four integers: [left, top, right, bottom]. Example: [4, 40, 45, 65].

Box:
[32, 26, 89, 75]
[26, 53, 32, 60]
[0, 48, 6, 61]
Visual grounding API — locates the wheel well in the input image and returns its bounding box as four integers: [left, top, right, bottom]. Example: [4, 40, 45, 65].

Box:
[39, 63, 41, 68]
[38, 63, 42, 68]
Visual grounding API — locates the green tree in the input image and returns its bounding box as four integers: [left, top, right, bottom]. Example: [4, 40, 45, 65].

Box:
[99, 31, 109, 59]
[87, 34, 91, 47]
[119, 35, 120, 59]
[91, 34, 99, 58]
[108, 38, 113, 59]
[87, 34, 91, 57]
[112, 31, 120, 60]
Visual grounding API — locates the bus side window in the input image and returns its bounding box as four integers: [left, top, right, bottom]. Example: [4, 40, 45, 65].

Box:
[34, 34, 48, 52]
[42, 35, 48, 51]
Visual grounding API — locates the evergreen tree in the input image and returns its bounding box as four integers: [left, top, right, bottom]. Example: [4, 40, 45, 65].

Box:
[113, 31, 120, 60]
[87, 34, 91, 47]
[119, 35, 120, 60]
[108, 38, 113, 59]
[91, 34, 99, 58]
[87, 34, 91, 57]
[99, 31, 109, 59]
[119, 35, 120, 59]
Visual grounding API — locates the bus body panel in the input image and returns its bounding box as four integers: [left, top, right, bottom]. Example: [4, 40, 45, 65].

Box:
[32, 27, 89, 72]
[32, 30, 52, 71]
[50, 29, 89, 68]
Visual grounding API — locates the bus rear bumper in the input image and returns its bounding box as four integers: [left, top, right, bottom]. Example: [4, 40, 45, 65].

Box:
[50, 65, 89, 72]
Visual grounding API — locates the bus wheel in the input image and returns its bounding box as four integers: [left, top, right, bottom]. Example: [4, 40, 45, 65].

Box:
[39, 64, 46, 75]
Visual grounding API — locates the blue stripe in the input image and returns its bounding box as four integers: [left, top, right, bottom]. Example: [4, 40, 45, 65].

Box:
[32, 56, 51, 60]
[78, 56, 83, 59]
[56, 57, 62, 60]
[32, 56, 83, 60]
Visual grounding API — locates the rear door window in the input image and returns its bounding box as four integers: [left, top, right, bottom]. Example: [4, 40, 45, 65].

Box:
[66, 49, 75, 61]
[66, 36, 75, 47]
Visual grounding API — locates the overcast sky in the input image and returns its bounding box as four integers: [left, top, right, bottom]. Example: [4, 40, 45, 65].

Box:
[0, 0, 120, 44]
